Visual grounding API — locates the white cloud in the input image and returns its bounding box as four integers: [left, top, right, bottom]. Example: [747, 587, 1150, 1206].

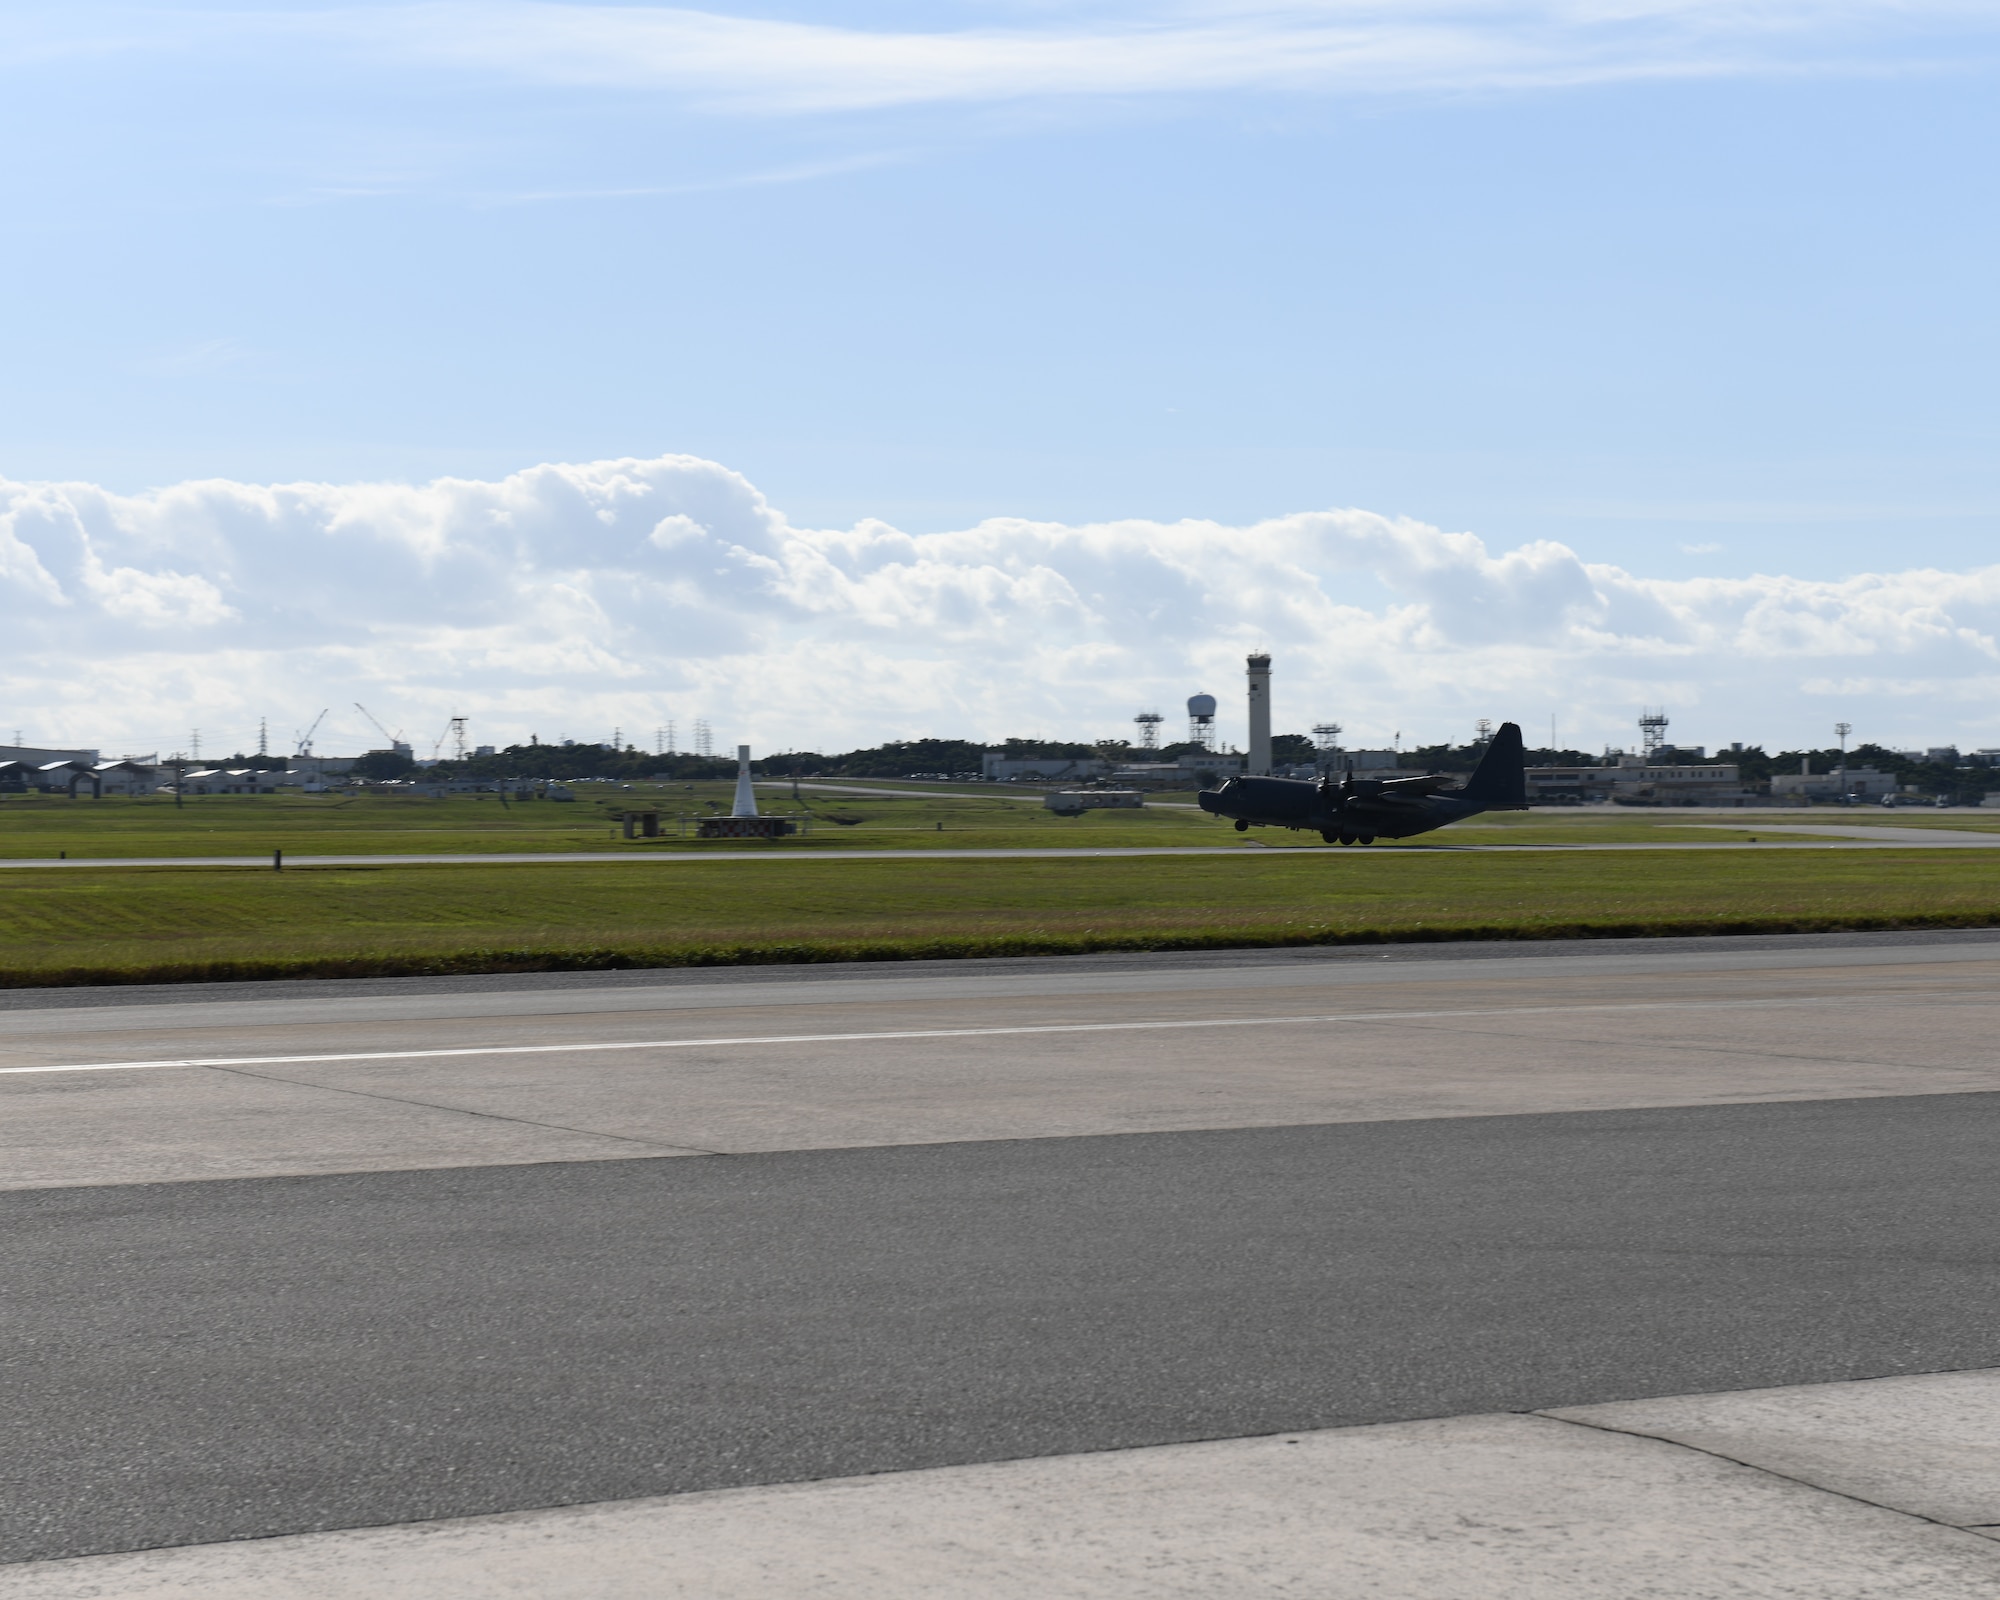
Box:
[300, 1, 1991, 113]
[2, 451, 1997, 758]
[18, 1, 1993, 117]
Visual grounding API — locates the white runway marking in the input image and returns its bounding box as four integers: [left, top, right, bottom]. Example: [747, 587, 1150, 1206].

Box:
[0, 992, 1921, 1077]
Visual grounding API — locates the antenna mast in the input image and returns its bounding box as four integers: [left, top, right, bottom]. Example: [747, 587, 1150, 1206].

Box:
[1638, 708, 1669, 760]
[430, 717, 468, 761]
[1312, 721, 1342, 775]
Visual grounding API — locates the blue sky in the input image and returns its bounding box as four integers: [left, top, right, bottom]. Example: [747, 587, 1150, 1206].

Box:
[3, 2, 1999, 756]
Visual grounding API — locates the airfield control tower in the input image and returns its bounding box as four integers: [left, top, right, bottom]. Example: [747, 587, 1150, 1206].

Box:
[1246, 653, 1272, 776]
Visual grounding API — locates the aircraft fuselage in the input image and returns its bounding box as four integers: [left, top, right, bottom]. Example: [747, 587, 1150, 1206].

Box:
[1197, 722, 1529, 844]
[1197, 774, 1486, 843]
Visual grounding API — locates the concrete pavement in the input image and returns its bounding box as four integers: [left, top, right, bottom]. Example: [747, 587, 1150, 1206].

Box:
[8, 934, 2000, 1593]
[1692, 822, 2000, 845]
[9, 1370, 1997, 1598]
[11, 932, 2000, 1187]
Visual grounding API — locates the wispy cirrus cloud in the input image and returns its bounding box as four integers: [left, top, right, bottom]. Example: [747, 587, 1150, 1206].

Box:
[9, 1, 1994, 116]
[299, 0, 1999, 111]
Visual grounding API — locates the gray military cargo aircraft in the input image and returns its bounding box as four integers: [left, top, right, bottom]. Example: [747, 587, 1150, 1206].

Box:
[1198, 721, 1528, 844]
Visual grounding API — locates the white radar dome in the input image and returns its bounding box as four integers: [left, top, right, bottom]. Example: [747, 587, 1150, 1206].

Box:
[1187, 694, 1217, 717]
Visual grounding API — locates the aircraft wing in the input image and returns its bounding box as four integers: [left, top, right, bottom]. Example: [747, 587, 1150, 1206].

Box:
[1347, 791, 1435, 812]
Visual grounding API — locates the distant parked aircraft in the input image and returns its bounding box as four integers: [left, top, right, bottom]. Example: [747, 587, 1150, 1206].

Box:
[1198, 721, 1528, 844]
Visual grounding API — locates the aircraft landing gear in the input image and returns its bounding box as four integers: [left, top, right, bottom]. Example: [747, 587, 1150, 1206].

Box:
[1359, 834, 1376, 845]
[1338, 834, 1355, 846]
[1234, 819, 1249, 832]
[1321, 830, 1339, 844]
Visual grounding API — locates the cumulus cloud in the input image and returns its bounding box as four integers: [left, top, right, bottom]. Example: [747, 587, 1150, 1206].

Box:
[2, 451, 1997, 758]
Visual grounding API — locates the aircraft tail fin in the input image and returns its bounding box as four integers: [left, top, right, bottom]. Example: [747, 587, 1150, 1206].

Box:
[1461, 721, 1527, 810]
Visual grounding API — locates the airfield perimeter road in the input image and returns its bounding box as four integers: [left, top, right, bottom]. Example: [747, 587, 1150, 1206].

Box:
[6, 930, 2000, 1595]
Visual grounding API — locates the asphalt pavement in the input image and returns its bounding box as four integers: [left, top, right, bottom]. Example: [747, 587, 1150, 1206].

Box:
[9, 1093, 2000, 1566]
[6, 934, 2000, 1593]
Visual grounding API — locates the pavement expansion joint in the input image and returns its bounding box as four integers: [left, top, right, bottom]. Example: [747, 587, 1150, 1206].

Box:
[1528, 1408, 1969, 1536]
[202, 1063, 724, 1156]
[7, 1377, 2000, 1597]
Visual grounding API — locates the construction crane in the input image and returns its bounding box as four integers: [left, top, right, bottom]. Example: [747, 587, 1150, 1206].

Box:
[294, 708, 328, 757]
[430, 716, 468, 761]
[354, 703, 405, 752]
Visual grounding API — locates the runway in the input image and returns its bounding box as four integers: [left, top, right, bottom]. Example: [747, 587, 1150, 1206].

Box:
[6, 931, 2000, 1593]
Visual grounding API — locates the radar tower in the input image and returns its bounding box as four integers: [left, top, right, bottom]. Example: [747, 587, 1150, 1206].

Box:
[1186, 694, 1217, 750]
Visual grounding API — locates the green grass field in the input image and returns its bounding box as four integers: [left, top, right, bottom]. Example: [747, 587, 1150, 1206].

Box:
[0, 782, 1225, 857]
[6, 847, 2000, 986]
[3, 782, 1989, 861]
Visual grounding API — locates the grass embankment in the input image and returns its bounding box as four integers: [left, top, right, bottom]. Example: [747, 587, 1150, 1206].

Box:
[5, 850, 2000, 986]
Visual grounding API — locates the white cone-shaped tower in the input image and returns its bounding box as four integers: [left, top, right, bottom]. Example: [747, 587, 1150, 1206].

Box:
[731, 745, 759, 817]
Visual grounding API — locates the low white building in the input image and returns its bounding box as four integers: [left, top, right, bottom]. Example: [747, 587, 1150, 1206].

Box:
[179, 768, 286, 795]
[93, 761, 163, 796]
[288, 755, 359, 792]
[0, 743, 99, 767]
[0, 758, 160, 797]
[983, 748, 1247, 783]
[32, 759, 103, 796]
[1624, 762, 1757, 804]
[1112, 753, 1246, 786]
[1044, 790, 1144, 814]
[1770, 767, 1896, 801]
[1528, 762, 1755, 805]
[982, 755, 1110, 782]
